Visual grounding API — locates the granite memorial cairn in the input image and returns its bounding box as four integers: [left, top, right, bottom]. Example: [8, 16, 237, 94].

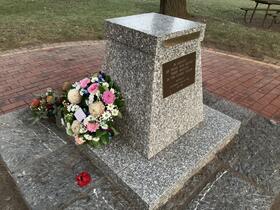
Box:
[85, 13, 241, 209]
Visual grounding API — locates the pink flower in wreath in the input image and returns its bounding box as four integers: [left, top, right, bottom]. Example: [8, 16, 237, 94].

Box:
[88, 83, 99, 94]
[79, 78, 91, 88]
[102, 90, 116, 105]
[87, 123, 99, 132]
[75, 136, 85, 145]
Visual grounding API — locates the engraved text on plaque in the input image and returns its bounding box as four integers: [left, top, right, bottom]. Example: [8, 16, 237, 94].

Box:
[163, 52, 196, 98]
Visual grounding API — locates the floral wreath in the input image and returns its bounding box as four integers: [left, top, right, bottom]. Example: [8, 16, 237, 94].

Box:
[61, 72, 124, 147]
[30, 88, 62, 123]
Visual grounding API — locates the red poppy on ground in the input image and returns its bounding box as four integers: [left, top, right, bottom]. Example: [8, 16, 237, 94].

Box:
[31, 98, 40, 108]
[76, 171, 92, 187]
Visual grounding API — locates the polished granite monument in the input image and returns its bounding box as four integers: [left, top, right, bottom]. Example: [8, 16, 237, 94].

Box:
[81, 13, 241, 209]
[104, 13, 205, 159]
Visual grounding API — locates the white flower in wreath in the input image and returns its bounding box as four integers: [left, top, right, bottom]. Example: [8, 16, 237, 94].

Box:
[75, 84, 81, 90]
[95, 90, 101, 97]
[88, 94, 94, 104]
[71, 120, 81, 135]
[83, 118, 89, 126]
[45, 88, 52, 95]
[89, 101, 105, 117]
[91, 77, 98, 82]
[110, 88, 115, 94]
[101, 123, 108, 130]
[79, 125, 87, 134]
[92, 137, 100, 142]
[89, 91, 101, 99]
[71, 105, 80, 112]
[67, 89, 82, 105]
[102, 82, 109, 88]
[107, 104, 115, 111]
[112, 109, 119, 117]
[102, 111, 111, 120]
[87, 115, 96, 121]
[95, 90, 102, 99]
[67, 104, 73, 112]
[83, 115, 96, 126]
[84, 134, 93, 140]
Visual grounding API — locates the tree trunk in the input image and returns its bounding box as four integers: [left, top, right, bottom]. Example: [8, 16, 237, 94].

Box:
[160, 0, 188, 19]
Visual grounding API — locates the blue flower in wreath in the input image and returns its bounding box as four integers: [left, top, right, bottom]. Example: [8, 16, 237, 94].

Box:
[98, 72, 105, 82]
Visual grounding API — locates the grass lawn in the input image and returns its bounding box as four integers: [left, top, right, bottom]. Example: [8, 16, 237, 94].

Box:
[0, 0, 279, 61]
[189, 0, 280, 62]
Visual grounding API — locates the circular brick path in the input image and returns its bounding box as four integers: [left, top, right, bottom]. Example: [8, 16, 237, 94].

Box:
[0, 41, 279, 123]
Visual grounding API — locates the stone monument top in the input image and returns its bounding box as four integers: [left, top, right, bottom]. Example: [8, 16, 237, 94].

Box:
[105, 13, 205, 54]
[106, 12, 202, 38]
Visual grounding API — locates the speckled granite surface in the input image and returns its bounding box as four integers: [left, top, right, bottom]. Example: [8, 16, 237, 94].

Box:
[65, 178, 131, 210]
[104, 13, 206, 159]
[81, 105, 241, 209]
[1, 91, 279, 210]
[14, 145, 103, 210]
[0, 109, 132, 210]
[0, 109, 66, 173]
[186, 171, 274, 210]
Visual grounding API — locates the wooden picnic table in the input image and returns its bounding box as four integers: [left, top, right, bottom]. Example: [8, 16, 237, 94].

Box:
[249, 0, 280, 25]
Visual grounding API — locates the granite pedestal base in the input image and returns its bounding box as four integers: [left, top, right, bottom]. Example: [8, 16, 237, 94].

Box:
[80, 105, 241, 210]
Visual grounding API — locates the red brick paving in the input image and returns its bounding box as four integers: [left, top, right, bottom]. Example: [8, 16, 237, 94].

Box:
[0, 41, 105, 114]
[0, 41, 279, 123]
[202, 50, 280, 123]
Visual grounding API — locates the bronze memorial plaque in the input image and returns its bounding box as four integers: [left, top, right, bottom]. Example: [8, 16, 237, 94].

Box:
[163, 52, 196, 98]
